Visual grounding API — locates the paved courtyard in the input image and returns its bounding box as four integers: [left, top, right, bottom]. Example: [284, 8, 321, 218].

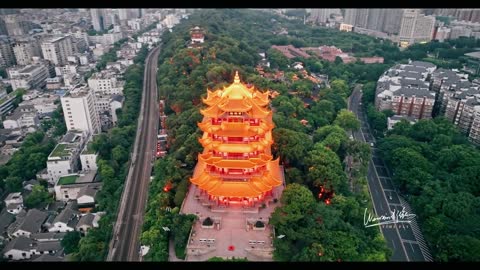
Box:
[180, 167, 285, 261]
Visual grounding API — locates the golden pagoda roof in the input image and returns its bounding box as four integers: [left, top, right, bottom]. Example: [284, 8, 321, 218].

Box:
[208, 182, 263, 197]
[190, 158, 282, 198]
[200, 71, 272, 117]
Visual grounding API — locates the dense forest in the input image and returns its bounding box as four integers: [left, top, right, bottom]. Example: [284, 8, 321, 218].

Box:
[141, 9, 391, 261]
[377, 118, 480, 261]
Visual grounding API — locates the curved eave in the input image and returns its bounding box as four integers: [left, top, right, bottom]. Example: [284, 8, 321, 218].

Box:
[200, 105, 223, 118]
[208, 182, 263, 198]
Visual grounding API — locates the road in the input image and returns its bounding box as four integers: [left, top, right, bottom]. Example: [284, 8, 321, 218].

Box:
[348, 85, 433, 262]
[107, 46, 161, 261]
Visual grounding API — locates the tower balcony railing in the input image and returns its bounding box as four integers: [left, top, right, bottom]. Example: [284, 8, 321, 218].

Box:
[210, 137, 264, 144]
[212, 154, 249, 160]
[211, 153, 264, 160]
[209, 171, 263, 179]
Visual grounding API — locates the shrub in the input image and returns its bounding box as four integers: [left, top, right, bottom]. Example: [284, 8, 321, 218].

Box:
[203, 217, 214, 226]
[254, 221, 265, 228]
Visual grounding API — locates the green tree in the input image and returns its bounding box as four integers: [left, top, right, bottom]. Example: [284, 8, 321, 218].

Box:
[267, 48, 289, 69]
[305, 144, 346, 192]
[333, 109, 360, 131]
[61, 231, 82, 254]
[272, 128, 313, 167]
[24, 184, 53, 209]
[5, 176, 23, 192]
[330, 79, 349, 98]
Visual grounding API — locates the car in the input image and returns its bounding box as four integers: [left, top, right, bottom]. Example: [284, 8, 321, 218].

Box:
[370, 142, 374, 147]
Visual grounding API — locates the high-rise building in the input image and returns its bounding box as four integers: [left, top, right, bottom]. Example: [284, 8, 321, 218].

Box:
[450, 25, 472, 39]
[129, 9, 140, 19]
[0, 9, 19, 15]
[309, 9, 337, 24]
[399, 9, 435, 46]
[343, 9, 384, 30]
[2, 14, 23, 36]
[118, 9, 129, 21]
[343, 9, 357, 25]
[367, 9, 387, 32]
[13, 40, 41, 66]
[139, 9, 146, 18]
[0, 37, 16, 67]
[434, 9, 457, 17]
[0, 17, 7, 36]
[383, 9, 403, 35]
[471, 10, 480, 23]
[41, 35, 74, 66]
[90, 9, 104, 31]
[355, 9, 369, 28]
[455, 9, 473, 22]
[102, 10, 118, 29]
[190, 72, 283, 204]
[61, 85, 101, 135]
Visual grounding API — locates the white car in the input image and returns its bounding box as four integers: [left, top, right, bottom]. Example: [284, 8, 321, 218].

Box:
[370, 142, 374, 147]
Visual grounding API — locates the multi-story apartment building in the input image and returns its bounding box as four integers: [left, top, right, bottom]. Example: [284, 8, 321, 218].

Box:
[375, 61, 437, 120]
[90, 9, 105, 32]
[46, 130, 88, 184]
[398, 9, 435, 46]
[445, 88, 480, 134]
[468, 106, 480, 144]
[7, 64, 49, 90]
[2, 109, 40, 130]
[0, 37, 16, 67]
[41, 35, 74, 66]
[431, 68, 471, 115]
[12, 39, 42, 66]
[87, 71, 124, 95]
[61, 85, 101, 135]
[390, 87, 436, 119]
[87, 32, 123, 47]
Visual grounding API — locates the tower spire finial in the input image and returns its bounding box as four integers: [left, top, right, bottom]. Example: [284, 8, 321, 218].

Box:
[234, 71, 240, 83]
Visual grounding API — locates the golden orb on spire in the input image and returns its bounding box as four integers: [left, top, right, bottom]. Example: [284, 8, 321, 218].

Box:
[234, 71, 240, 83]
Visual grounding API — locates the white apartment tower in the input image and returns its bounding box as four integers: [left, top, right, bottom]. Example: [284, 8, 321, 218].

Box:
[90, 9, 104, 31]
[61, 86, 101, 135]
[41, 36, 74, 66]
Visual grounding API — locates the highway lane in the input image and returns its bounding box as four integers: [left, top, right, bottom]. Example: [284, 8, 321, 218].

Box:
[107, 46, 161, 261]
[348, 85, 432, 262]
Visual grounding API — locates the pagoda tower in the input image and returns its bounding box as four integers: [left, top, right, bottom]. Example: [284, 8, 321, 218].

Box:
[190, 26, 205, 44]
[190, 71, 282, 206]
